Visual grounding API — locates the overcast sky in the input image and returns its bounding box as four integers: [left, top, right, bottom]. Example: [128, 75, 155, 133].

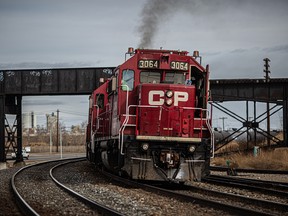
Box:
[1, 0, 287, 129]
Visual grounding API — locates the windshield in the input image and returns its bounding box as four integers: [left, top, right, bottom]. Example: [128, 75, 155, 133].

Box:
[165, 72, 186, 84]
[140, 71, 186, 84]
[140, 71, 161, 83]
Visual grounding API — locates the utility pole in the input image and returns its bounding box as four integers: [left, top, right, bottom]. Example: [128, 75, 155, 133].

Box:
[47, 113, 56, 153]
[46, 114, 49, 132]
[219, 117, 227, 131]
[56, 109, 59, 152]
[264, 58, 271, 147]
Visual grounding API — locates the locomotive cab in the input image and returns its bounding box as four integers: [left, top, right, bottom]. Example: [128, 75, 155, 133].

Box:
[87, 48, 212, 182]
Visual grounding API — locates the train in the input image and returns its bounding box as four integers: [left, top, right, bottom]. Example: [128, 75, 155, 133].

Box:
[86, 48, 213, 183]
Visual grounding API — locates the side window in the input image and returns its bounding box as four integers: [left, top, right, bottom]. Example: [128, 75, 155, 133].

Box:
[121, 69, 134, 91]
[96, 94, 104, 109]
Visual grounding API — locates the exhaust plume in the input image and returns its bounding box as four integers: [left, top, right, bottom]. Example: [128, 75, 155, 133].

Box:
[137, 0, 192, 48]
[137, 0, 244, 48]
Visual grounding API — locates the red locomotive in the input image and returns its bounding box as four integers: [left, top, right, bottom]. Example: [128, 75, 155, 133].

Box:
[86, 48, 213, 182]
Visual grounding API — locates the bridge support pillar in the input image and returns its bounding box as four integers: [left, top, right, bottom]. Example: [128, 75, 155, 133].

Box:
[16, 96, 23, 162]
[0, 95, 23, 162]
[0, 95, 5, 162]
[284, 99, 288, 147]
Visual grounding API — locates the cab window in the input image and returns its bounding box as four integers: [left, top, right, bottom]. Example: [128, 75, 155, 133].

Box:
[96, 94, 104, 109]
[140, 71, 161, 83]
[121, 69, 134, 91]
[165, 72, 186, 84]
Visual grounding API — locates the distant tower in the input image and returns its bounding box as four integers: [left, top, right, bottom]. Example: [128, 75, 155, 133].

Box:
[22, 112, 37, 129]
[46, 112, 57, 131]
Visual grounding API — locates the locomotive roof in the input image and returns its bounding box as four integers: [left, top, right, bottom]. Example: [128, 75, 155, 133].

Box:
[135, 48, 189, 56]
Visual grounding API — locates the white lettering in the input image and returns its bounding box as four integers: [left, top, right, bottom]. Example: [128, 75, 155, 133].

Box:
[148, 90, 164, 105]
[148, 90, 188, 106]
[174, 92, 188, 106]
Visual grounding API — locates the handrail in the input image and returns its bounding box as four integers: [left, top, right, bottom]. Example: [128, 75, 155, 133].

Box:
[118, 85, 130, 154]
[119, 104, 160, 155]
[206, 109, 214, 158]
[119, 105, 212, 156]
[93, 104, 112, 136]
[90, 105, 99, 147]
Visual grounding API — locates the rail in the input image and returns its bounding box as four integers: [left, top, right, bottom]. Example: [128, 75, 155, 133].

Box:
[100, 169, 275, 216]
[10, 158, 85, 216]
[50, 159, 123, 216]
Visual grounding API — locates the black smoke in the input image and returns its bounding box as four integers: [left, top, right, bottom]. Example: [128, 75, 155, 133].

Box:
[137, 0, 284, 49]
[137, 0, 192, 48]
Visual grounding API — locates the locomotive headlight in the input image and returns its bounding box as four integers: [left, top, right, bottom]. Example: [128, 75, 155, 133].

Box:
[166, 98, 173, 106]
[188, 145, 196, 153]
[141, 143, 149, 151]
[166, 90, 173, 98]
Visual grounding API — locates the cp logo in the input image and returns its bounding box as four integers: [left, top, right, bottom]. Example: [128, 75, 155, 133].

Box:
[148, 90, 188, 106]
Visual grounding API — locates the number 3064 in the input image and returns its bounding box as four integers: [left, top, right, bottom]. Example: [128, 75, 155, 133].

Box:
[170, 61, 188, 70]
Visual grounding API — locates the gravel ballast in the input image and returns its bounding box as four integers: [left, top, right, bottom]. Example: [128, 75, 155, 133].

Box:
[1, 160, 288, 216]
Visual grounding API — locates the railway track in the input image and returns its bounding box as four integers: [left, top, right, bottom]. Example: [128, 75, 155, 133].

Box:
[178, 182, 288, 215]
[207, 174, 288, 189]
[49, 160, 226, 215]
[210, 166, 288, 174]
[11, 158, 123, 216]
[101, 170, 287, 215]
[11, 158, 288, 215]
[204, 175, 288, 199]
[43, 159, 273, 215]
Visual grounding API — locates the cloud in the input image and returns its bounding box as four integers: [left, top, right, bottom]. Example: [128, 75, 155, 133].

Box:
[0, 61, 101, 70]
[230, 49, 248, 54]
[23, 100, 64, 106]
[1, 0, 287, 129]
[203, 51, 222, 56]
[263, 44, 288, 53]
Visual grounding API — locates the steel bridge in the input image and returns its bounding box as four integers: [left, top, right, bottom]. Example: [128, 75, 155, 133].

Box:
[0, 68, 287, 162]
[0, 67, 114, 162]
[210, 78, 288, 150]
